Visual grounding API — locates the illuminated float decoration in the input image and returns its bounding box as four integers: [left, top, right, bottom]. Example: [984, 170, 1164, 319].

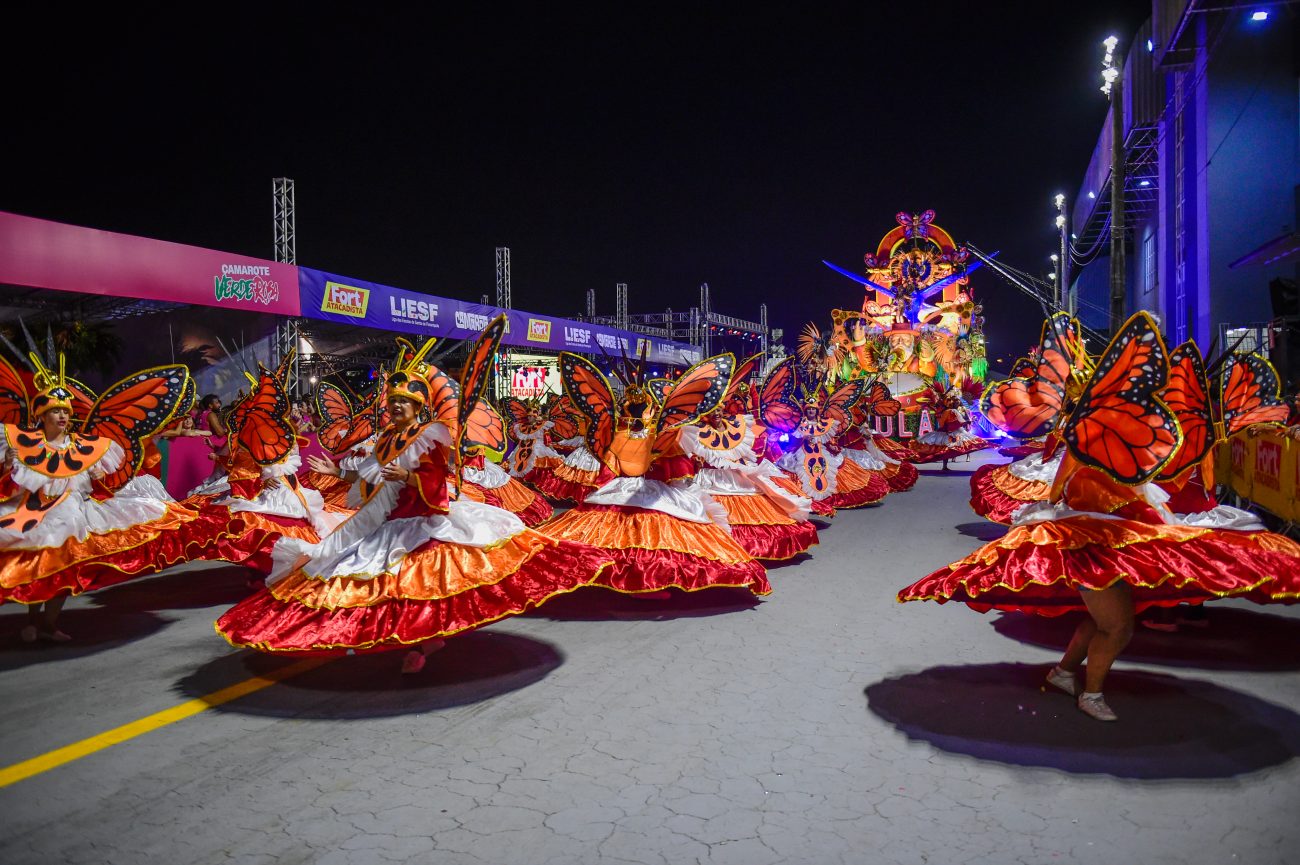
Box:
[806, 209, 990, 441]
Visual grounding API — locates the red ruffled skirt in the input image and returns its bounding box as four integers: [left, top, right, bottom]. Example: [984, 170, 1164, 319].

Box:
[1, 503, 232, 605]
[898, 515, 1300, 616]
[824, 459, 889, 510]
[542, 504, 771, 595]
[713, 494, 818, 561]
[998, 442, 1045, 459]
[199, 508, 321, 573]
[968, 463, 1050, 525]
[907, 436, 990, 464]
[216, 532, 605, 654]
[769, 470, 834, 517]
[879, 459, 918, 492]
[530, 463, 613, 505]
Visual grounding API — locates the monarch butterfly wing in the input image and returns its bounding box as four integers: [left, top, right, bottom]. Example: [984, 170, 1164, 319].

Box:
[862, 380, 902, 418]
[1158, 341, 1215, 481]
[982, 321, 1071, 439]
[758, 357, 801, 433]
[546, 395, 580, 440]
[65, 377, 99, 422]
[1062, 313, 1179, 485]
[822, 379, 864, 428]
[232, 371, 295, 465]
[647, 378, 674, 405]
[422, 364, 461, 432]
[560, 352, 616, 456]
[455, 315, 507, 457]
[723, 353, 764, 403]
[655, 354, 735, 433]
[1221, 353, 1290, 433]
[82, 365, 190, 490]
[501, 398, 532, 429]
[0, 354, 29, 428]
[464, 399, 509, 455]
[1009, 357, 1037, 379]
[315, 382, 357, 454]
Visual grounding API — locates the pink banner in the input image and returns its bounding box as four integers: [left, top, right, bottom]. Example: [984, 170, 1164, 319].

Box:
[162, 436, 221, 500]
[0, 211, 300, 316]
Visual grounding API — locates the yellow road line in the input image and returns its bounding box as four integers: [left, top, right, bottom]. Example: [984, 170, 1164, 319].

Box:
[0, 657, 329, 788]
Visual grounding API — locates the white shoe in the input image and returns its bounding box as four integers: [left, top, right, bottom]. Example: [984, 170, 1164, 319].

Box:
[1045, 665, 1079, 697]
[1077, 692, 1118, 722]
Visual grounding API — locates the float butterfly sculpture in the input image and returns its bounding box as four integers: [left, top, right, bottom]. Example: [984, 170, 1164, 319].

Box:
[560, 344, 735, 477]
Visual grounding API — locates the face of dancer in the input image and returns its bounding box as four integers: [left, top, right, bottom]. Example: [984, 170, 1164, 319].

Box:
[388, 395, 418, 427]
[42, 406, 71, 439]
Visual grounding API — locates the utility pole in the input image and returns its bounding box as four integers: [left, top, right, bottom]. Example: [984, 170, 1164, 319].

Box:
[1102, 36, 1126, 332]
[1054, 193, 1070, 311]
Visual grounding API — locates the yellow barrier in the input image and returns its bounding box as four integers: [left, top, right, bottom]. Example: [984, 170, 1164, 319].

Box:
[1215, 428, 1300, 522]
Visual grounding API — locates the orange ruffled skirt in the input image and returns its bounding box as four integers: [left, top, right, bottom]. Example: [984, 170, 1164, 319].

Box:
[906, 436, 989, 464]
[898, 515, 1300, 616]
[542, 504, 771, 596]
[1, 503, 230, 605]
[968, 463, 1051, 525]
[530, 462, 613, 505]
[215, 530, 605, 653]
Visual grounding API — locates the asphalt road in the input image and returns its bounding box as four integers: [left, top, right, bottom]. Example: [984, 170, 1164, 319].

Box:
[3, 449, 1299, 865]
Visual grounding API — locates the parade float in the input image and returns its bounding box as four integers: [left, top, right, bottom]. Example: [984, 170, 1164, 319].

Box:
[802, 210, 990, 446]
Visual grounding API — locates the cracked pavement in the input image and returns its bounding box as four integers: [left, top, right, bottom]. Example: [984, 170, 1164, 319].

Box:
[2, 450, 1299, 864]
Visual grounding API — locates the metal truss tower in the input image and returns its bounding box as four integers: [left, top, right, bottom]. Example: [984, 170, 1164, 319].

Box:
[586, 289, 597, 320]
[699, 283, 712, 356]
[495, 247, 512, 309]
[272, 178, 296, 265]
[615, 283, 628, 332]
[759, 303, 769, 358]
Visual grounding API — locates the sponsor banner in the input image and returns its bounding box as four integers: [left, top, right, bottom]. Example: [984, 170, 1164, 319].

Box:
[0, 211, 301, 315]
[298, 267, 699, 364]
[1217, 429, 1299, 521]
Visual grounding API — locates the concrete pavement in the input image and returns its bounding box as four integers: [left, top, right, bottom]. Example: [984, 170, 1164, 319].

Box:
[2, 449, 1299, 865]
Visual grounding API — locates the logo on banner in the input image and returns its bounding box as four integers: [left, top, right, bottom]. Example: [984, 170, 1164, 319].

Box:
[455, 310, 495, 331]
[563, 326, 592, 347]
[636, 338, 651, 357]
[596, 332, 629, 351]
[511, 366, 550, 398]
[527, 319, 553, 343]
[1230, 436, 1248, 473]
[1256, 439, 1283, 490]
[214, 263, 280, 306]
[321, 281, 370, 318]
[389, 296, 439, 326]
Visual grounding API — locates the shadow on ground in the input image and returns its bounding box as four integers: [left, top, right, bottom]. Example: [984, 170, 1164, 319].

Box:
[0, 606, 167, 670]
[175, 631, 564, 719]
[92, 564, 256, 611]
[954, 521, 1009, 542]
[865, 662, 1300, 779]
[917, 466, 977, 477]
[526, 585, 761, 621]
[991, 608, 1300, 671]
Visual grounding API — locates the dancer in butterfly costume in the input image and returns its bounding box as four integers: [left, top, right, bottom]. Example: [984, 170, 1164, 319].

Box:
[838, 380, 918, 493]
[675, 355, 819, 561]
[776, 380, 891, 510]
[540, 349, 771, 596]
[0, 352, 225, 641]
[528, 407, 612, 505]
[501, 395, 580, 491]
[907, 381, 988, 467]
[217, 318, 604, 672]
[194, 353, 342, 572]
[898, 313, 1300, 721]
[993, 355, 1051, 459]
[971, 314, 1089, 524]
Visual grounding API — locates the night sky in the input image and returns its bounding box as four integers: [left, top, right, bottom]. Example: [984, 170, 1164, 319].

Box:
[4, 2, 1151, 364]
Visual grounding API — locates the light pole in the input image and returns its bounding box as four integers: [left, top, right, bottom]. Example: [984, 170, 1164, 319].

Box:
[1054, 193, 1070, 312]
[1101, 35, 1126, 333]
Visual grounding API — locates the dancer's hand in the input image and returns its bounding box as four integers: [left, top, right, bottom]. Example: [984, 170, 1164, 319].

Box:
[381, 464, 411, 484]
[307, 455, 340, 476]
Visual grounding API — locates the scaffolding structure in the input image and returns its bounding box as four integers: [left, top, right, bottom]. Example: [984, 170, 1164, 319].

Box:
[582, 282, 771, 362]
[272, 178, 300, 396]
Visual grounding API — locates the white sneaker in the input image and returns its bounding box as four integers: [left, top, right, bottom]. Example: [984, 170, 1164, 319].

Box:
[1077, 692, 1118, 722]
[1045, 665, 1079, 697]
